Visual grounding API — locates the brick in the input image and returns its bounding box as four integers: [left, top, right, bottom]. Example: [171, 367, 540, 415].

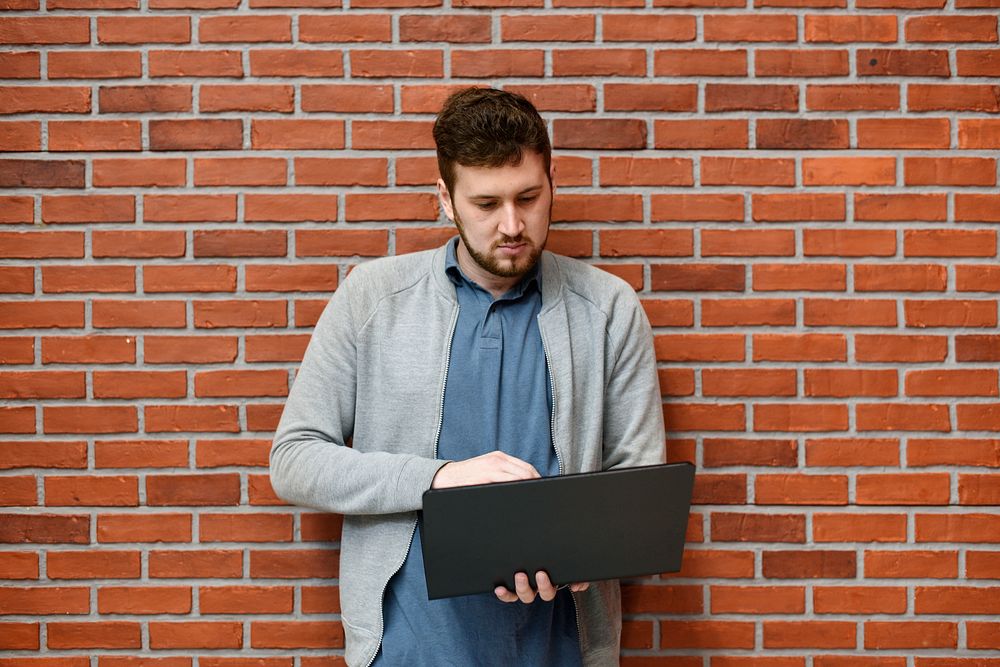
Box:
[813, 514, 907, 543]
[47, 551, 140, 579]
[916, 586, 1000, 614]
[710, 585, 804, 614]
[653, 194, 744, 222]
[200, 513, 292, 543]
[0, 622, 38, 649]
[250, 49, 344, 77]
[859, 49, 950, 76]
[98, 17, 190, 44]
[706, 84, 798, 112]
[250, 549, 340, 578]
[803, 230, 895, 257]
[763, 550, 856, 578]
[301, 585, 341, 613]
[0, 86, 91, 114]
[663, 403, 746, 431]
[92, 300, 185, 329]
[857, 473, 951, 505]
[42, 195, 135, 223]
[0, 266, 33, 294]
[150, 550, 242, 578]
[703, 230, 794, 257]
[600, 157, 691, 186]
[296, 230, 388, 257]
[702, 299, 795, 326]
[0, 17, 89, 44]
[145, 405, 240, 433]
[147, 473, 240, 506]
[44, 475, 137, 506]
[92, 370, 187, 399]
[98, 586, 191, 615]
[865, 621, 957, 649]
[654, 48, 746, 76]
[0, 159, 85, 188]
[803, 157, 894, 186]
[917, 514, 1000, 543]
[957, 50, 1000, 77]
[44, 406, 137, 435]
[0, 406, 34, 434]
[856, 334, 947, 363]
[763, 621, 856, 649]
[144, 265, 236, 293]
[702, 157, 794, 186]
[907, 369, 997, 397]
[702, 369, 795, 397]
[98, 85, 191, 113]
[758, 49, 850, 77]
[252, 119, 345, 149]
[251, 621, 344, 649]
[968, 623, 1000, 650]
[93, 158, 185, 187]
[603, 83, 696, 112]
[144, 194, 237, 223]
[603, 14, 695, 41]
[193, 230, 286, 258]
[149, 50, 243, 77]
[807, 84, 899, 111]
[93, 230, 186, 258]
[451, 49, 543, 77]
[0, 52, 40, 79]
[98, 513, 191, 543]
[199, 15, 291, 42]
[704, 14, 797, 41]
[46, 51, 139, 80]
[149, 119, 242, 151]
[804, 369, 897, 397]
[711, 512, 804, 542]
[200, 84, 293, 113]
[865, 549, 958, 578]
[345, 193, 436, 221]
[0, 440, 87, 470]
[0, 514, 89, 543]
[399, 14, 491, 42]
[0, 302, 85, 330]
[906, 157, 996, 186]
[41, 335, 135, 364]
[0, 475, 37, 505]
[0, 371, 87, 400]
[956, 194, 1000, 222]
[755, 474, 848, 505]
[352, 120, 433, 149]
[692, 473, 747, 505]
[300, 15, 391, 42]
[95, 439, 188, 469]
[193, 158, 286, 187]
[906, 299, 997, 327]
[753, 264, 846, 291]
[501, 14, 593, 41]
[655, 119, 747, 149]
[0, 196, 34, 223]
[350, 49, 442, 77]
[296, 158, 387, 186]
[503, 85, 596, 113]
[906, 15, 997, 42]
[702, 438, 797, 468]
[149, 621, 242, 649]
[655, 334, 745, 363]
[754, 403, 849, 432]
[751, 193, 847, 222]
[968, 551, 1000, 579]
[552, 119, 646, 150]
[756, 119, 849, 149]
[651, 264, 744, 291]
[660, 620, 755, 649]
[145, 336, 238, 364]
[857, 403, 951, 432]
[200, 586, 293, 613]
[0, 587, 88, 615]
[958, 474, 1000, 506]
[0, 337, 34, 365]
[908, 438, 1000, 468]
[552, 48, 645, 76]
[621, 583, 702, 614]
[806, 14, 898, 42]
[195, 370, 288, 398]
[195, 438, 271, 468]
[957, 335, 1000, 361]
[958, 404, 1000, 431]
[858, 118, 950, 149]
[855, 194, 947, 222]
[245, 335, 310, 363]
[909, 84, 1000, 113]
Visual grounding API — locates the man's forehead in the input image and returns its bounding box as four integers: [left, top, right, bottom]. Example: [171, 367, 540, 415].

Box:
[451, 152, 549, 196]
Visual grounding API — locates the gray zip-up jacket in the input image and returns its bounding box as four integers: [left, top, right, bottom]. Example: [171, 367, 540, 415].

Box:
[270, 240, 665, 667]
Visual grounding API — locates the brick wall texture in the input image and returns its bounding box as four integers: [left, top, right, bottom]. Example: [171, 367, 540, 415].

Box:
[1, 0, 1000, 663]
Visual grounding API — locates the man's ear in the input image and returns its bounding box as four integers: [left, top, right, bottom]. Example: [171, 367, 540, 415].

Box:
[549, 163, 556, 198]
[437, 178, 455, 222]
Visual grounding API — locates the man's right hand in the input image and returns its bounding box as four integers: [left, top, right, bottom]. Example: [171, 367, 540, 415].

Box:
[431, 451, 540, 489]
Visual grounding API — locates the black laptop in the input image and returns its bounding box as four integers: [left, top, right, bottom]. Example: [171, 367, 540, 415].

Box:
[419, 462, 695, 600]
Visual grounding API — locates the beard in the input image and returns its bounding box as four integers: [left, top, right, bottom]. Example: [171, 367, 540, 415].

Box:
[453, 208, 548, 279]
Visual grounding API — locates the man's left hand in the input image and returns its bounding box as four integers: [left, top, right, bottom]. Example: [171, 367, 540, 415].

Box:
[494, 570, 590, 604]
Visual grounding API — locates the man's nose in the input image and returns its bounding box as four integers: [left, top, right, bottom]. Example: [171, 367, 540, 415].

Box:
[497, 203, 524, 237]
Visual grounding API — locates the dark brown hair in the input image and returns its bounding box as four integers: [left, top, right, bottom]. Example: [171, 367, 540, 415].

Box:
[433, 87, 551, 196]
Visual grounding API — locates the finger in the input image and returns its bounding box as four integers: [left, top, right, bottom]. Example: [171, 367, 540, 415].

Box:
[535, 570, 557, 602]
[490, 452, 541, 479]
[495, 585, 518, 603]
[514, 571, 535, 604]
[570, 582, 590, 593]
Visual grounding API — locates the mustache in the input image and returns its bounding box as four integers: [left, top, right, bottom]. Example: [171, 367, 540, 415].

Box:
[495, 234, 529, 246]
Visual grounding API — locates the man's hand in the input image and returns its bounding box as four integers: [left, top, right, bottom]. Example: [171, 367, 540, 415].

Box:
[431, 450, 540, 489]
[495, 571, 590, 603]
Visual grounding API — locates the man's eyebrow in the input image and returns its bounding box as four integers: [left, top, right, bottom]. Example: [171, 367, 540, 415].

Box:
[469, 185, 544, 199]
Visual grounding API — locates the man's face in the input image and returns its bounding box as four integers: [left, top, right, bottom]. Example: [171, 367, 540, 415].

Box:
[437, 150, 554, 282]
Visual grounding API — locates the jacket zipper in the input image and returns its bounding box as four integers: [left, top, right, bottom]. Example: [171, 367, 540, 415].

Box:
[364, 304, 460, 667]
[539, 321, 584, 657]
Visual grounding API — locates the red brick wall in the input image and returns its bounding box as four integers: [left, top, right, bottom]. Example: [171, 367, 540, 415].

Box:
[2, 2, 1000, 664]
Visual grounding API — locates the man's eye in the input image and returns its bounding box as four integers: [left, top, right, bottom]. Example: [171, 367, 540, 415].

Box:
[475, 202, 497, 210]
[518, 196, 538, 204]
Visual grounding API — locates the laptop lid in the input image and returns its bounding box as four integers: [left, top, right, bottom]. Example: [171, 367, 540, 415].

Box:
[419, 461, 695, 600]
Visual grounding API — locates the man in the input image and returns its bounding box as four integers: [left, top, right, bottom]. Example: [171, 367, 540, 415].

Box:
[270, 88, 664, 666]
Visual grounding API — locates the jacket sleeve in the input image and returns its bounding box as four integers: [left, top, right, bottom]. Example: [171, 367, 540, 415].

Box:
[601, 290, 666, 470]
[269, 275, 447, 516]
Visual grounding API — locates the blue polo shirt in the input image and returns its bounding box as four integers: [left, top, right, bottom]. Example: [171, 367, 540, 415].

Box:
[373, 239, 581, 666]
